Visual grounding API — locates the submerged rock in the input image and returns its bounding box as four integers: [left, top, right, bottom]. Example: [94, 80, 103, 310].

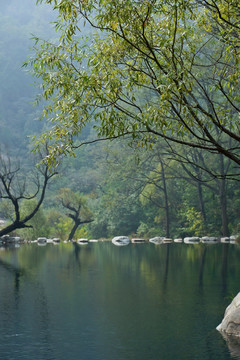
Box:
[217, 292, 240, 337]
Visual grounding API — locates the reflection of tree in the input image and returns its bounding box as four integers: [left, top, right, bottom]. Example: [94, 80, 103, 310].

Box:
[0, 241, 238, 360]
[221, 332, 240, 360]
[221, 244, 229, 296]
[199, 247, 207, 288]
[0, 247, 54, 356]
[17, 244, 49, 271]
[71, 242, 82, 270]
[14, 270, 21, 293]
[0, 258, 26, 303]
[50, 242, 95, 279]
[163, 244, 170, 289]
[102, 243, 174, 293]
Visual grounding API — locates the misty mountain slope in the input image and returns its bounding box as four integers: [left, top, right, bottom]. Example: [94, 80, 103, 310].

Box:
[0, 0, 54, 155]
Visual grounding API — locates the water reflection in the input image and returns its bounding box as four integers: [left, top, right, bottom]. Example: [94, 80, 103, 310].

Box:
[222, 244, 229, 295]
[163, 243, 170, 288]
[0, 242, 239, 360]
[221, 333, 240, 360]
[198, 246, 207, 287]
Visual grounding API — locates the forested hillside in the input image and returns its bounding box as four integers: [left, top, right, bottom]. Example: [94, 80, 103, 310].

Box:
[0, 0, 240, 241]
[0, 0, 54, 154]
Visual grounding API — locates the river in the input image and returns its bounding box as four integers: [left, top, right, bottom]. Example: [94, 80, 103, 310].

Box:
[0, 242, 240, 360]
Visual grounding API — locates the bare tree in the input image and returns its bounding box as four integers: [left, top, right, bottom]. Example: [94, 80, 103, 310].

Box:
[0, 152, 57, 237]
[57, 188, 93, 241]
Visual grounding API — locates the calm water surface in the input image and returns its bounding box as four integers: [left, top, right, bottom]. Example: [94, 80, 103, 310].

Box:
[0, 242, 240, 360]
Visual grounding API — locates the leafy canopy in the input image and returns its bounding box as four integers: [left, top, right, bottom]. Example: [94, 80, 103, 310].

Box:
[31, 0, 240, 165]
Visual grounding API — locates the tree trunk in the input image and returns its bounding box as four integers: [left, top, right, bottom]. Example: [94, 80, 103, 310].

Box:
[160, 160, 170, 237]
[197, 181, 206, 223]
[0, 221, 32, 237]
[68, 220, 80, 241]
[219, 154, 229, 236]
[67, 218, 93, 241]
[219, 178, 229, 236]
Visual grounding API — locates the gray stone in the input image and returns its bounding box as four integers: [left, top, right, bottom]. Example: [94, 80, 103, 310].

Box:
[174, 238, 183, 243]
[162, 238, 173, 243]
[37, 237, 47, 244]
[221, 237, 230, 243]
[149, 237, 164, 245]
[77, 238, 89, 245]
[217, 292, 240, 337]
[112, 236, 130, 246]
[184, 237, 200, 244]
[131, 238, 146, 243]
[201, 236, 219, 243]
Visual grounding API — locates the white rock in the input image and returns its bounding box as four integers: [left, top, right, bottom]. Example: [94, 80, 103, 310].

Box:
[201, 236, 219, 244]
[77, 238, 89, 245]
[217, 292, 240, 336]
[131, 238, 146, 243]
[174, 238, 183, 243]
[221, 237, 230, 243]
[184, 237, 200, 244]
[149, 237, 164, 245]
[112, 236, 130, 246]
[37, 237, 47, 244]
[162, 238, 173, 243]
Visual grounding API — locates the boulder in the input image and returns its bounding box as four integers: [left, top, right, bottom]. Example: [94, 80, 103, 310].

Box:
[184, 237, 200, 244]
[112, 236, 130, 246]
[230, 235, 237, 244]
[37, 237, 47, 244]
[221, 237, 230, 243]
[131, 238, 146, 243]
[149, 237, 164, 245]
[201, 236, 219, 244]
[217, 292, 240, 337]
[174, 238, 183, 243]
[162, 238, 173, 243]
[77, 238, 89, 245]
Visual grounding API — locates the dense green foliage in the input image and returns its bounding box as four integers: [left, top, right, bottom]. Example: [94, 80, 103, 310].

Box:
[0, 0, 240, 239]
[31, 0, 240, 165]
